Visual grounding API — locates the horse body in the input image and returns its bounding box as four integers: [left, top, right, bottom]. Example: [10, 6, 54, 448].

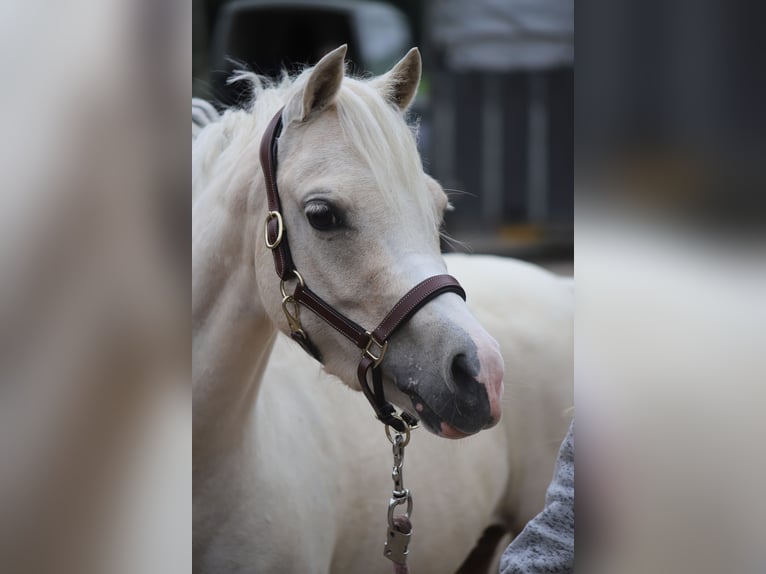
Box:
[193, 46, 572, 573]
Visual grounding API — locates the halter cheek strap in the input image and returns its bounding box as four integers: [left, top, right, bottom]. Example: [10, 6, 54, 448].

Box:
[259, 107, 466, 432]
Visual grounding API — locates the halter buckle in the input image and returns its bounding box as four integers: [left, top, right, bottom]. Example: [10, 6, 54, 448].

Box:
[264, 211, 284, 249]
[363, 332, 388, 368]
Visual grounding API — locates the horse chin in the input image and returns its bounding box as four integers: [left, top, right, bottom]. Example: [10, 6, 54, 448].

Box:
[438, 423, 473, 440]
[403, 391, 490, 439]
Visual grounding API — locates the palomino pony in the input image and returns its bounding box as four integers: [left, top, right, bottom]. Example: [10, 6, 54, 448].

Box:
[193, 46, 572, 573]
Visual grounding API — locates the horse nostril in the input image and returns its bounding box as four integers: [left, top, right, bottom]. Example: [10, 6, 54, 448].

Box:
[450, 353, 476, 390]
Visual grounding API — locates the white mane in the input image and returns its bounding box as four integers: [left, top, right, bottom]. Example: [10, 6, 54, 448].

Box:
[192, 66, 436, 230]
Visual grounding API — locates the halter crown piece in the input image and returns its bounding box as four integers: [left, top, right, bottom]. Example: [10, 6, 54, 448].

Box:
[260, 107, 466, 432]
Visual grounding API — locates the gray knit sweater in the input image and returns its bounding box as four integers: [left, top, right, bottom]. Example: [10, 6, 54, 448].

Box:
[499, 420, 574, 573]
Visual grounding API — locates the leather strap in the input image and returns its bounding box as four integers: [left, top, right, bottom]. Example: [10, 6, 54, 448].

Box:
[260, 108, 295, 279]
[370, 275, 466, 343]
[355, 275, 465, 430]
[294, 276, 465, 353]
[294, 283, 369, 348]
[295, 277, 465, 430]
[258, 107, 467, 431]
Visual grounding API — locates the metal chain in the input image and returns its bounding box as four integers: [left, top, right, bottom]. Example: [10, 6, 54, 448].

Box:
[383, 419, 413, 571]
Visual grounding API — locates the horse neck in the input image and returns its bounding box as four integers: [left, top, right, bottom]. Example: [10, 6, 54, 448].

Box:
[192, 123, 276, 465]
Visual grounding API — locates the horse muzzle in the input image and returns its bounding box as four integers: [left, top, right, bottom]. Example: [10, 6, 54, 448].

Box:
[394, 334, 505, 438]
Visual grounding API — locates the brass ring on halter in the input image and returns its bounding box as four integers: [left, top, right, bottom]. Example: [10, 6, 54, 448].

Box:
[264, 211, 284, 249]
[385, 414, 411, 447]
[279, 269, 305, 299]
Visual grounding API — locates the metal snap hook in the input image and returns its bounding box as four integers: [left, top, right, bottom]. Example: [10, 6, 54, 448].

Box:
[281, 295, 305, 337]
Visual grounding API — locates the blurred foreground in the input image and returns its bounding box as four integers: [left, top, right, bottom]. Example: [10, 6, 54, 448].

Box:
[0, 1, 190, 573]
[576, 1, 766, 571]
[576, 210, 765, 573]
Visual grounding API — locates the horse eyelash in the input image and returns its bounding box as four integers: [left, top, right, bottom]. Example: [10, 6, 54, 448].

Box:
[305, 202, 327, 214]
[305, 200, 348, 228]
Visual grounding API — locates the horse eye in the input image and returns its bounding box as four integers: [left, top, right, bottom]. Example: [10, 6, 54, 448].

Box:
[305, 202, 340, 231]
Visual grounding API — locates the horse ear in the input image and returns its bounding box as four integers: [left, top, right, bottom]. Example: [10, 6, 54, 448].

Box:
[284, 45, 347, 124]
[372, 48, 422, 111]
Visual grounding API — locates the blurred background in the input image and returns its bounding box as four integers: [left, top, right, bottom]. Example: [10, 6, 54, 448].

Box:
[192, 0, 574, 274]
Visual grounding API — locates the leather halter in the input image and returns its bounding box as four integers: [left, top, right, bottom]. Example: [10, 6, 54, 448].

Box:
[259, 107, 466, 431]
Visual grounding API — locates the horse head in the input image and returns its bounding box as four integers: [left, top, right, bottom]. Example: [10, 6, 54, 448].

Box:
[254, 46, 504, 437]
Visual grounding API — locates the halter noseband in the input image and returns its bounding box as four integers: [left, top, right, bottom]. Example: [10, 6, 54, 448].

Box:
[259, 108, 466, 432]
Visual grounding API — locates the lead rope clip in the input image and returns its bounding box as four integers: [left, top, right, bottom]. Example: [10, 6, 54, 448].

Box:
[383, 418, 413, 572]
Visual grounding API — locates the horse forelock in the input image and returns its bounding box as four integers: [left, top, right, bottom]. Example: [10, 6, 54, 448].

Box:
[334, 79, 436, 230]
